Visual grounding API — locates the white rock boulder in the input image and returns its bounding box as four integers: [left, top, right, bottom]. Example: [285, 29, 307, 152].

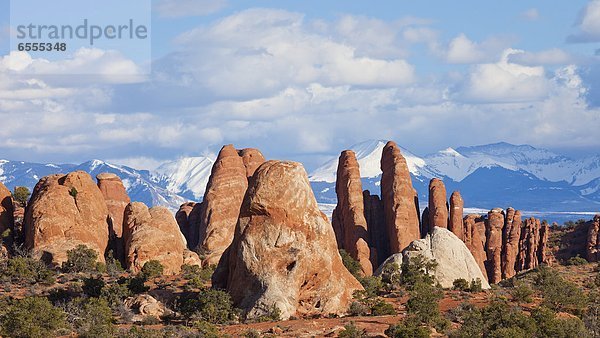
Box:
[376, 227, 490, 289]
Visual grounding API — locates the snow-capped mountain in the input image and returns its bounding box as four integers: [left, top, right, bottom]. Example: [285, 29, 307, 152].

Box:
[309, 140, 600, 212]
[151, 156, 214, 201]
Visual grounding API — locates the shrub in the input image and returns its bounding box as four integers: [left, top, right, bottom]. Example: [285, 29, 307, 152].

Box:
[0, 296, 67, 338]
[256, 303, 282, 322]
[178, 288, 237, 324]
[243, 329, 261, 338]
[379, 261, 402, 286]
[191, 320, 221, 337]
[406, 281, 444, 326]
[126, 275, 150, 294]
[385, 317, 430, 338]
[181, 264, 214, 290]
[370, 300, 396, 316]
[0, 256, 55, 284]
[469, 278, 483, 293]
[100, 282, 131, 309]
[357, 275, 383, 298]
[104, 251, 124, 277]
[62, 245, 99, 273]
[453, 278, 470, 291]
[535, 266, 587, 314]
[340, 249, 362, 279]
[567, 255, 589, 266]
[532, 306, 590, 338]
[401, 256, 437, 289]
[141, 260, 164, 279]
[69, 187, 78, 198]
[12, 186, 30, 206]
[338, 321, 368, 338]
[82, 277, 105, 297]
[585, 290, 600, 337]
[348, 301, 369, 316]
[510, 282, 534, 303]
[62, 297, 115, 338]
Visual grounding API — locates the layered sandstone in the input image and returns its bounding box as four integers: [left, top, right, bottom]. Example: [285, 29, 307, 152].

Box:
[332, 151, 372, 275]
[175, 202, 202, 250]
[24, 171, 109, 265]
[586, 215, 600, 262]
[380, 141, 420, 253]
[123, 202, 192, 274]
[501, 208, 522, 279]
[428, 178, 448, 232]
[213, 161, 362, 320]
[485, 208, 505, 284]
[449, 191, 464, 239]
[96, 173, 130, 261]
[363, 190, 386, 266]
[463, 214, 488, 281]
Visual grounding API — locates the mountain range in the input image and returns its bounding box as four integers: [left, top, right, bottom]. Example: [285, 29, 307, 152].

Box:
[1, 140, 599, 219]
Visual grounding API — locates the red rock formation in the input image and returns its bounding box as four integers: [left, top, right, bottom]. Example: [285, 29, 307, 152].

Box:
[238, 148, 266, 178]
[0, 183, 13, 256]
[449, 191, 464, 240]
[538, 220, 549, 265]
[428, 178, 448, 232]
[124, 202, 197, 274]
[332, 151, 372, 275]
[421, 207, 430, 238]
[380, 141, 420, 253]
[24, 171, 109, 266]
[517, 217, 541, 271]
[213, 161, 362, 320]
[363, 190, 386, 266]
[587, 215, 600, 262]
[96, 173, 130, 261]
[501, 208, 522, 279]
[485, 208, 504, 284]
[175, 202, 203, 250]
[463, 214, 488, 281]
[197, 145, 265, 266]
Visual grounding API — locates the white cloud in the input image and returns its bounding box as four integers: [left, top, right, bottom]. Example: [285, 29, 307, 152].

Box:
[155, 0, 227, 18]
[168, 9, 415, 98]
[460, 49, 549, 102]
[568, 0, 600, 43]
[442, 34, 514, 64]
[520, 8, 540, 21]
[508, 48, 572, 65]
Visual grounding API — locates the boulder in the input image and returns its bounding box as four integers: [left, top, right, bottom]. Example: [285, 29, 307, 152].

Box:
[501, 208, 522, 279]
[586, 215, 600, 262]
[428, 178, 448, 231]
[213, 161, 362, 320]
[332, 150, 372, 276]
[96, 173, 130, 261]
[485, 208, 504, 284]
[380, 141, 420, 253]
[123, 202, 187, 274]
[124, 294, 170, 321]
[448, 191, 464, 239]
[376, 227, 490, 289]
[24, 172, 109, 266]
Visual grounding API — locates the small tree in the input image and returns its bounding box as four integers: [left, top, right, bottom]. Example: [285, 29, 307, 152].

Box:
[0, 296, 67, 338]
[62, 245, 99, 273]
[340, 249, 362, 279]
[453, 278, 470, 291]
[406, 281, 444, 327]
[511, 282, 534, 304]
[12, 186, 30, 207]
[141, 260, 164, 279]
[62, 298, 115, 338]
[339, 321, 368, 338]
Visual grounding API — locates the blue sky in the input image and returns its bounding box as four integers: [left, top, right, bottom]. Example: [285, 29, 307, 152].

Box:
[0, 0, 599, 170]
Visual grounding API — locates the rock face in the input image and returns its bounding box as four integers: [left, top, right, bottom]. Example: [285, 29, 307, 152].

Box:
[96, 173, 130, 261]
[377, 227, 490, 289]
[331, 151, 372, 276]
[24, 172, 109, 265]
[197, 145, 265, 266]
[463, 214, 488, 281]
[449, 191, 464, 239]
[380, 141, 420, 253]
[363, 190, 386, 266]
[123, 202, 190, 274]
[0, 183, 13, 246]
[586, 215, 600, 262]
[485, 208, 505, 284]
[175, 202, 202, 250]
[517, 217, 541, 271]
[238, 148, 266, 178]
[501, 208, 522, 279]
[213, 161, 362, 320]
[428, 178, 448, 232]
